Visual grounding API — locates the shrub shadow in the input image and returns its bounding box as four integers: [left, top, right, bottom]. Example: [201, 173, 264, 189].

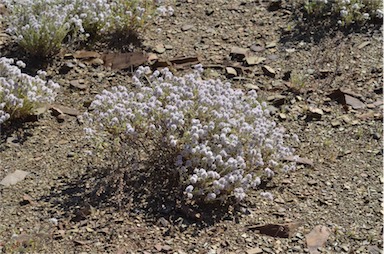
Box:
[82, 29, 144, 53]
[0, 41, 57, 74]
[39, 151, 245, 228]
[0, 117, 37, 151]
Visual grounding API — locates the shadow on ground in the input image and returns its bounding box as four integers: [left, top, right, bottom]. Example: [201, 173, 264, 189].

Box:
[0, 118, 37, 152]
[38, 152, 257, 228]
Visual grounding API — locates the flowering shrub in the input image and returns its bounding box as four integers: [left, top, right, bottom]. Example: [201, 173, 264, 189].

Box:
[3, 0, 173, 57]
[304, 0, 383, 26]
[3, 0, 76, 57]
[0, 57, 60, 124]
[83, 66, 297, 203]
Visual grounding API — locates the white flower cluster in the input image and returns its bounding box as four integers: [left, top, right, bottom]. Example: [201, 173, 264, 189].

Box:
[304, 0, 383, 26]
[0, 57, 60, 124]
[83, 66, 296, 203]
[3, 0, 173, 57]
[4, 0, 76, 57]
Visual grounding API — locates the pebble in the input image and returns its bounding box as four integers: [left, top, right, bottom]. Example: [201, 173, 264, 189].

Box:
[205, 9, 214, 16]
[181, 24, 194, 31]
[226, 67, 237, 77]
[262, 247, 274, 254]
[331, 120, 341, 127]
[292, 246, 302, 252]
[278, 113, 287, 120]
[154, 44, 166, 54]
[250, 45, 265, 52]
[262, 65, 276, 78]
[341, 245, 349, 252]
[246, 247, 262, 254]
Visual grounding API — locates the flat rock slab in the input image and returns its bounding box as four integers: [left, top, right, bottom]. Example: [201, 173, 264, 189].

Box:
[0, 170, 29, 186]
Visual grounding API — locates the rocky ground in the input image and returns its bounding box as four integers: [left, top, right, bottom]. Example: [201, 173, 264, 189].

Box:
[0, 0, 383, 253]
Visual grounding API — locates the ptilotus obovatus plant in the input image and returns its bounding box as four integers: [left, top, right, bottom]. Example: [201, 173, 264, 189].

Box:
[0, 57, 60, 124]
[82, 65, 299, 204]
[3, 0, 173, 57]
[304, 0, 383, 26]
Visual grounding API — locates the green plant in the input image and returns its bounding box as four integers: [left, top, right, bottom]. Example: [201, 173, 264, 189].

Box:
[82, 66, 298, 204]
[3, 0, 173, 57]
[4, 0, 76, 57]
[290, 70, 307, 90]
[0, 57, 59, 124]
[303, 0, 383, 27]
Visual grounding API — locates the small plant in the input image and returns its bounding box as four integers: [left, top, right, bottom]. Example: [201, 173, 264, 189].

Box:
[83, 65, 298, 204]
[303, 0, 383, 26]
[0, 57, 60, 125]
[3, 0, 77, 57]
[106, 0, 174, 36]
[3, 0, 173, 57]
[290, 70, 308, 91]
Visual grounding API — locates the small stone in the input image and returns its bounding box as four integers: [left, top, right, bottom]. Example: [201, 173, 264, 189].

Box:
[331, 120, 341, 127]
[357, 41, 370, 49]
[226, 67, 237, 77]
[244, 83, 260, 90]
[70, 80, 87, 90]
[267, 54, 279, 61]
[56, 114, 66, 123]
[181, 24, 193, 31]
[285, 48, 296, 53]
[292, 246, 302, 252]
[154, 44, 166, 54]
[309, 107, 324, 116]
[341, 115, 352, 124]
[0, 170, 29, 186]
[323, 107, 332, 113]
[250, 45, 265, 52]
[78, 62, 86, 68]
[164, 44, 173, 50]
[205, 9, 214, 16]
[278, 113, 287, 120]
[267, 105, 279, 115]
[50, 104, 80, 116]
[245, 56, 265, 66]
[341, 245, 349, 252]
[246, 247, 262, 254]
[266, 41, 277, 48]
[307, 107, 323, 120]
[67, 152, 75, 158]
[366, 104, 375, 109]
[162, 245, 172, 251]
[230, 47, 248, 59]
[262, 65, 276, 78]
[262, 247, 274, 254]
[147, 53, 158, 65]
[345, 95, 366, 109]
